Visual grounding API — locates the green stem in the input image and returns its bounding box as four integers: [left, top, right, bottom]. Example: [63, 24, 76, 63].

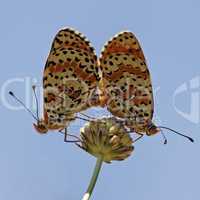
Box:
[82, 156, 103, 200]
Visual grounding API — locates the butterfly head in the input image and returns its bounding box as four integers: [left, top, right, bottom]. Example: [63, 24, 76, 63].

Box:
[9, 90, 49, 134]
[33, 120, 48, 134]
[146, 122, 160, 136]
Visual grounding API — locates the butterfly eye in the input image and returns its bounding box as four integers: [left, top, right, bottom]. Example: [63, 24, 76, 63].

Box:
[146, 122, 155, 130]
[146, 125, 159, 136]
[39, 124, 46, 129]
[149, 124, 156, 130]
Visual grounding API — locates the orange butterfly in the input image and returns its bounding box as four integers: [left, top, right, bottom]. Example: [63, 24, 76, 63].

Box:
[9, 27, 100, 141]
[98, 31, 193, 143]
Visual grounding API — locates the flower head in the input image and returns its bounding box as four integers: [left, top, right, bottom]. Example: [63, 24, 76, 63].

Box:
[79, 117, 134, 163]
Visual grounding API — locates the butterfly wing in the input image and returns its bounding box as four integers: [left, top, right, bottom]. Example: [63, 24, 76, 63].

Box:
[43, 28, 99, 129]
[99, 31, 154, 129]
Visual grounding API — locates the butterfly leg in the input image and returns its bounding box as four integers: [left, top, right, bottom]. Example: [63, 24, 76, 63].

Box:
[59, 128, 81, 143]
[79, 112, 96, 120]
[75, 116, 91, 122]
[133, 133, 143, 143]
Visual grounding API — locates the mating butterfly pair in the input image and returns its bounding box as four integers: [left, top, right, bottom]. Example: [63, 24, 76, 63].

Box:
[10, 27, 193, 143]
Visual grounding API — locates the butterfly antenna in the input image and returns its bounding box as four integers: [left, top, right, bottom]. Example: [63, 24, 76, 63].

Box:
[9, 91, 38, 121]
[158, 126, 194, 143]
[32, 85, 40, 120]
[160, 128, 167, 145]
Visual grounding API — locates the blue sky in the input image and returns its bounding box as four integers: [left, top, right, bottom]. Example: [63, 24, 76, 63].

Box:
[0, 0, 199, 200]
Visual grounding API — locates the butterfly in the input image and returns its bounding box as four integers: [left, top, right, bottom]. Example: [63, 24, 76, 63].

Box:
[98, 31, 194, 143]
[9, 27, 100, 141]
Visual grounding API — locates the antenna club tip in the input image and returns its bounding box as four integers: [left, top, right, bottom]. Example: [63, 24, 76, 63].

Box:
[32, 85, 36, 90]
[189, 138, 194, 143]
[9, 91, 14, 96]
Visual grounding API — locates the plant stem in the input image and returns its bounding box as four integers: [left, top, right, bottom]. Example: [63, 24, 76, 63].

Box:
[82, 156, 103, 200]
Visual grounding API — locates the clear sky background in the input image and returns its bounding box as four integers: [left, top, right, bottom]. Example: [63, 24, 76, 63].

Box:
[0, 0, 199, 200]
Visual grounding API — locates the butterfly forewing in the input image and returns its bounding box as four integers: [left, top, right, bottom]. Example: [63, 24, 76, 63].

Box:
[43, 28, 99, 130]
[99, 31, 154, 129]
